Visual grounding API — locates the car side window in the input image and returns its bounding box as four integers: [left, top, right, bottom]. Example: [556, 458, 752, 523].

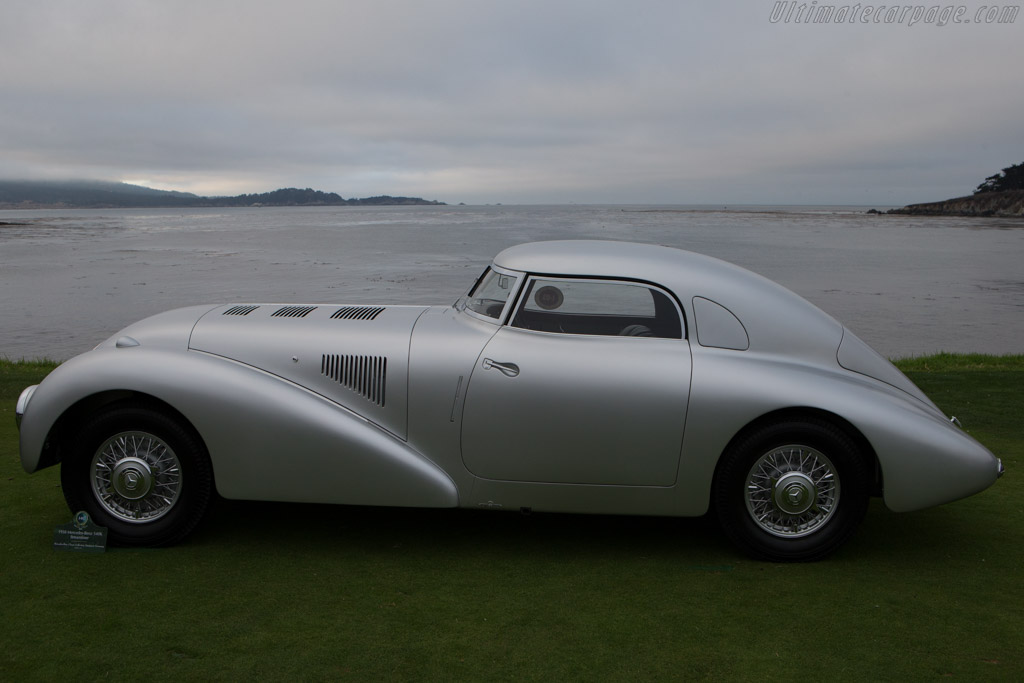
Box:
[510, 278, 682, 339]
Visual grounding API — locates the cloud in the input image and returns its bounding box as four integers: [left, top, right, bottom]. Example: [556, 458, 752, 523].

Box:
[1, 0, 1021, 203]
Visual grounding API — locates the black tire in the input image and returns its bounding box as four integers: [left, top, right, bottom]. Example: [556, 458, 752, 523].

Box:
[61, 405, 213, 547]
[714, 419, 869, 562]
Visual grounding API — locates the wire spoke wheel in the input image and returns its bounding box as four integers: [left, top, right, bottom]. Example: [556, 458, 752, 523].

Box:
[90, 431, 183, 523]
[744, 445, 839, 538]
[62, 405, 212, 546]
[715, 419, 868, 562]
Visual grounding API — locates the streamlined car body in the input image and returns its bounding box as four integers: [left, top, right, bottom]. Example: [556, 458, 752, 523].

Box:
[16, 240, 1002, 560]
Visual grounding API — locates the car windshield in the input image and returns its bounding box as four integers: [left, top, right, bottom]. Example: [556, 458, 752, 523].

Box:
[461, 268, 519, 320]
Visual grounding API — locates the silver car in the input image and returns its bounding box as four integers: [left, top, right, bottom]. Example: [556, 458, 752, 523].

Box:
[16, 240, 1003, 561]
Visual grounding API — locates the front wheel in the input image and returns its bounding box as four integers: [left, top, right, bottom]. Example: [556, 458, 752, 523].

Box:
[61, 405, 213, 546]
[715, 419, 869, 562]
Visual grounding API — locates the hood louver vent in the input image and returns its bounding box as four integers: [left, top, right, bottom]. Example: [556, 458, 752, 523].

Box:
[322, 354, 387, 407]
[272, 305, 318, 318]
[223, 305, 260, 316]
[331, 306, 386, 321]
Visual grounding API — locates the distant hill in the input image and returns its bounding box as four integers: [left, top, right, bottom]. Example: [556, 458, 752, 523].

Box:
[0, 180, 445, 209]
[0, 180, 199, 208]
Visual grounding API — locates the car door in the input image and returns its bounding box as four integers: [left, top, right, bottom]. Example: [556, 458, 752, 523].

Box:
[461, 277, 691, 487]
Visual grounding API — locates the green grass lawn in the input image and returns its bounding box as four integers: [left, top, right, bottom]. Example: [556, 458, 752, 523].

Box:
[1, 356, 1021, 681]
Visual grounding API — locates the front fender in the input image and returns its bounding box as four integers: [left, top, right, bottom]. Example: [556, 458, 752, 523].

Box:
[19, 347, 458, 508]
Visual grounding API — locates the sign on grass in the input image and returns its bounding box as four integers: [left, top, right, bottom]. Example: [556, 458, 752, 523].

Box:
[53, 511, 107, 553]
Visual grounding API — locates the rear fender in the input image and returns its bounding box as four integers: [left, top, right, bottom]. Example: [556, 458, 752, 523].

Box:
[680, 349, 999, 515]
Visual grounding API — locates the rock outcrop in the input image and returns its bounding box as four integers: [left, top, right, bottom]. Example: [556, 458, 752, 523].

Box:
[888, 190, 1024, 217]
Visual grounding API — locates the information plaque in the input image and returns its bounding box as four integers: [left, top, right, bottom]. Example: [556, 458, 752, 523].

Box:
[53, 511, 108, 553]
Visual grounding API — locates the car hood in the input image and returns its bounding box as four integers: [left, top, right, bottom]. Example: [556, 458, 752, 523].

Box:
[97, 304, 222, 351]
[188, 303, 431, 439]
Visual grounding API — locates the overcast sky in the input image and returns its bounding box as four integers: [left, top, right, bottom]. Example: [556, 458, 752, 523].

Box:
[2, 1, 1021, 205]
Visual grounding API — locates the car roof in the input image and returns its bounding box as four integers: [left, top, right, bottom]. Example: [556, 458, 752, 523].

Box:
[493, 240, 844, 359]
[494, 240, 745, 285]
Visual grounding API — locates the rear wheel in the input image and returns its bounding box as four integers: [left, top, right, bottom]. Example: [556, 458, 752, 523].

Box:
[715, 419, 869, 562]
[61, 405, 212, 546]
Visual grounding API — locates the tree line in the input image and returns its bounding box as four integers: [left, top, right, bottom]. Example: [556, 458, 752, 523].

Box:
[974, 162, 1024, 194]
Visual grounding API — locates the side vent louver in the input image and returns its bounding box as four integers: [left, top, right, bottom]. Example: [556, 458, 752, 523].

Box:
[272, 305, 318, 318]
[223, 305, 260, 316]
[321, 354, 387, 407]
[331, 306, 386, 321]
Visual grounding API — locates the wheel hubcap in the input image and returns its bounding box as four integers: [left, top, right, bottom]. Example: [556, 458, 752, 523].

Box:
[744, 445, 840, 538]
[90, 431, 182, 523]
[774, 471, 816, 515]
[111, 457, 154, 500]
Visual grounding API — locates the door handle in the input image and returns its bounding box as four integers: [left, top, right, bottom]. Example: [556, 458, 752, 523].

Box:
[482, 358, 520, 378]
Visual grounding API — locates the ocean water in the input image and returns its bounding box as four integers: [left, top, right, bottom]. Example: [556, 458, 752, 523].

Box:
[1, 204, 1022, 360]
